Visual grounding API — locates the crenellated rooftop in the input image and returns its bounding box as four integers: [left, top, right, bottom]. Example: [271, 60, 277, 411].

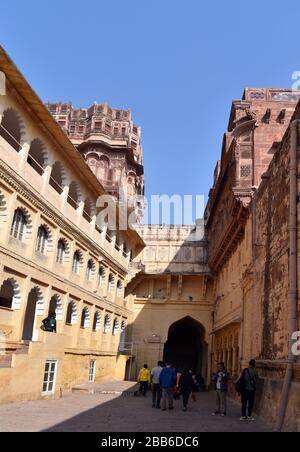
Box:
[45, 102, 143, 165]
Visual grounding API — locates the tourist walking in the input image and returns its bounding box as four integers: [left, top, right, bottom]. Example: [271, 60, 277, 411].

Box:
[174, 368, 182, 400]
[211, 362, 230, 416]
[137, 364, 151, 396]
[179, 368, 197, 411]
[159, 363, 177, 411]
[151, 361, 163, 408]
[239, 360, 259, 421]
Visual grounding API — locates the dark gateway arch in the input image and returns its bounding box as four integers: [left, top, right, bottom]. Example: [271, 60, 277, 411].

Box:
[163, 316, 207, 375]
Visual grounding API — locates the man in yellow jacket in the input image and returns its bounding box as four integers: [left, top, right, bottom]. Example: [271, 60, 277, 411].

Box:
[138, 364, 151, 396]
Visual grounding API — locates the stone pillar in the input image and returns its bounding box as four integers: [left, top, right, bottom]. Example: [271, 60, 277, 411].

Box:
[61, 185, 69, 211]
[77, 200, 85, 223]
[19, 142, 30, 173]
[29, 212, 41, 260]
[41, 165, 52, 195]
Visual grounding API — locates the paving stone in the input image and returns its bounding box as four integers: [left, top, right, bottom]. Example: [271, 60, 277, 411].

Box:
[0, 381, 271, 432]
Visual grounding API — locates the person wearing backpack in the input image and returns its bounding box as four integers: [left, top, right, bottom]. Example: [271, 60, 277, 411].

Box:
[239, 359, 259, 421]
[178, 369, 195, 411]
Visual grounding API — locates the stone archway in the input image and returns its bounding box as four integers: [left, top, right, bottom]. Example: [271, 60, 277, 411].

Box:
[163, 316, 207, 375]
[22, 287, 44, 342]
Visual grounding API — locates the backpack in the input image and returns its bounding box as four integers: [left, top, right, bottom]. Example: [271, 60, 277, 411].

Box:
[235, 369, 246, 395]
[235, 368, 257, 395]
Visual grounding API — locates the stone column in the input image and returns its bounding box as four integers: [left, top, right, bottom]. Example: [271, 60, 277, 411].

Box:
[61, 185, 69, 211]
[77, 200, 85, 224]
[41, 165, 52, 194]
[19, 142, 30, 173]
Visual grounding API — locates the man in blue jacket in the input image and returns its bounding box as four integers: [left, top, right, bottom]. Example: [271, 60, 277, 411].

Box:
[159, 363, 177, 411]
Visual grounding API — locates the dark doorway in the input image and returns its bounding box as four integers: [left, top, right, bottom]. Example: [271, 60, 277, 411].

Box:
[0, 279, 14, 309]
[163, 316, 206, 374]
[22, 288, 38, 341]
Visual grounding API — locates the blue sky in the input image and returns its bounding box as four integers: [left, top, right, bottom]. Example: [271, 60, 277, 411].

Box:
[1, 0, 300, 221]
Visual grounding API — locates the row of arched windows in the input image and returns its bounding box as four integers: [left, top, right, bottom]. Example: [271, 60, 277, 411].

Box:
[72, 303, 124, 336]
[0, 107, 132, 259]
[7, 207, 124, 293]
[0, 108, 97, 225]
[0, 278, 126, 338]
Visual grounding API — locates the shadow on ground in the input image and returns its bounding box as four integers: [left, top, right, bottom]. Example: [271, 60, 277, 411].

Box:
[41, 385, 271, 433]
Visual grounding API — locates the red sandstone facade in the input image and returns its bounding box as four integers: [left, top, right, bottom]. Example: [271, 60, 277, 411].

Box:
[207, 88, 300, 430]
[205, 88, 300, 272]
[46, 102, 144, 221]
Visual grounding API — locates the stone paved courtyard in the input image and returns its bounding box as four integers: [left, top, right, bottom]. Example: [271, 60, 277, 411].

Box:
[0, 381, 271, 432]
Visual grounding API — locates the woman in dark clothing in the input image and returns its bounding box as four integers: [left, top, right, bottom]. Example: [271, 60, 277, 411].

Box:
[179, 369, 196, 411]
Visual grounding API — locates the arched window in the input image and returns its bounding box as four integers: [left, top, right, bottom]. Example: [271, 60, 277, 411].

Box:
[56, 239, 66, 264]
[10, 208, 27, 241]
[98, 156, 110, 181]
[49, 161, 65, 194]
[93, 311, 101, 332]
[0, 279, 14, 309]
[127, 175, 136, 198]
[67, 181, 81, 209]
[0, 108, 22, 152]
[27, 138, 48, 175]
[65, 301, 77, 325]
[103, 314, 111, 333]
[98, 266, 106, 287]
[108, 274, 115, 292]
[117, 280, 123, 297]
[113, 164, 122, 183]
[112, 318, 119, 336]
[87, 157, 97, 175]
[86, 259, 95, 281]
[72, 250, 82, 273]
[0, 278, 21, 310]
[36, 225, 49, 254]
[81, 307, 90, 328]
[48, 294, 63, 321]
